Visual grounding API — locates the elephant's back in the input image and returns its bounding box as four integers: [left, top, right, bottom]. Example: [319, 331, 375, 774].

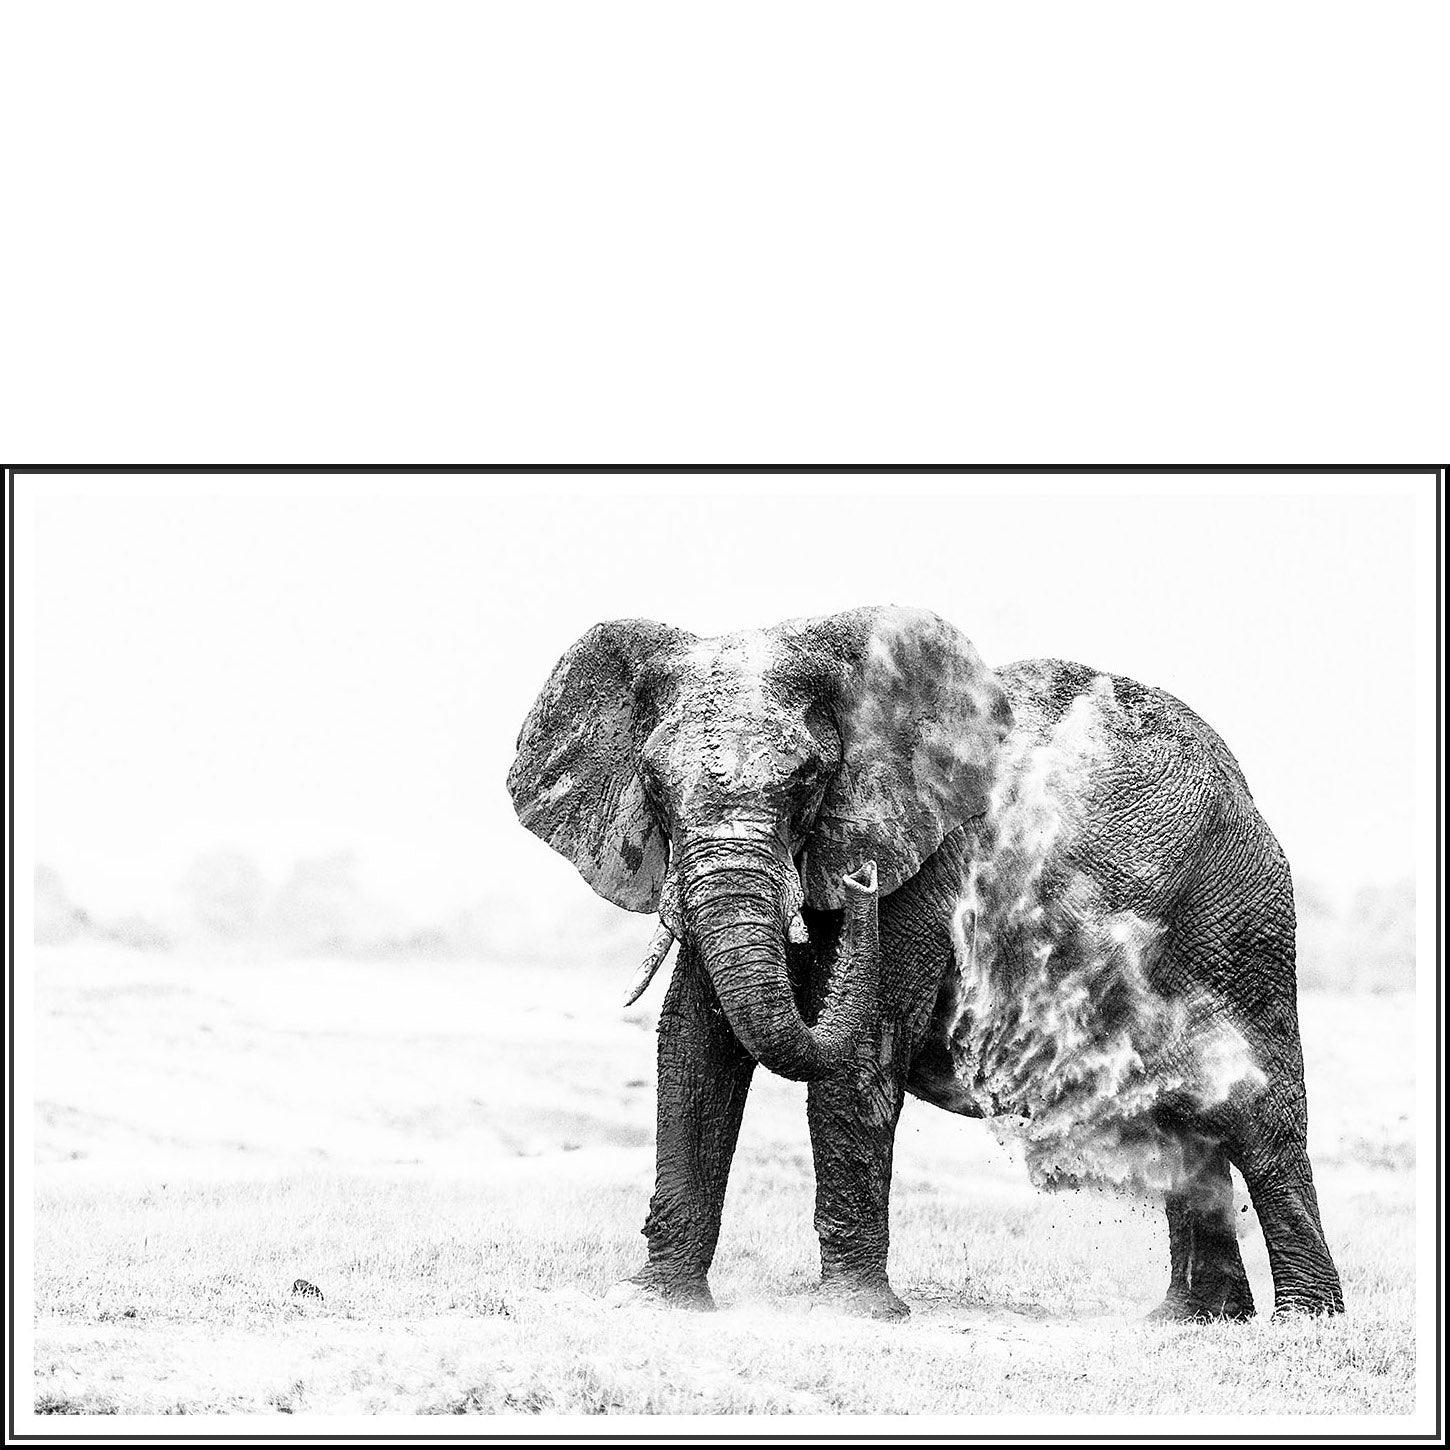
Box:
[995, 659, 1253, 800]
[990, 658, 1284, 915]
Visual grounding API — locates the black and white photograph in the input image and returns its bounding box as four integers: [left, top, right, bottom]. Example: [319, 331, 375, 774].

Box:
[10, 473, 1439, 1434]
[4, 0, 1447, 1439]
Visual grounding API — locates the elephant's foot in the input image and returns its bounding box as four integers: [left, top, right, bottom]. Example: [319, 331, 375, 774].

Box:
[605, 1269, 715, 1312]
[812, 1275, 911, 1321]
[1148, 1283, 1256, 1324]
[1269, 1290, 1345, 1320]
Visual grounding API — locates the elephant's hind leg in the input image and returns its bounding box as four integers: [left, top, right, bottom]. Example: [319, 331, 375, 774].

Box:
[1150, 1144, 1256, 1322]
[1227, 1089, 1345, 1318]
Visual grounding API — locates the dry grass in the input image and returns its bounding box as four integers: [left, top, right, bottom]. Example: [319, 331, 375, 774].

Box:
[31, 944, 1418, 1417]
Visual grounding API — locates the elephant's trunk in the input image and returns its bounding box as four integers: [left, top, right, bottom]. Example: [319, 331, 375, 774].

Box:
[679, 834, 879, 1082]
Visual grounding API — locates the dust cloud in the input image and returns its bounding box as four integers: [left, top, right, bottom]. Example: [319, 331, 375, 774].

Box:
[946, 679, 1265, 1197]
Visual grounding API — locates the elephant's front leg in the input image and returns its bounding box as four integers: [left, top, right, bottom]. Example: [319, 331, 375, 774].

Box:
[807, 1019, 910, 1319]
[615, 942, 755, 1310]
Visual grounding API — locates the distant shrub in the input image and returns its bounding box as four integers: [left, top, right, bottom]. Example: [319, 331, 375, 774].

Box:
[35, 865, 89, 945]
[1295, 878, 1414, 993]
[271, 853, 356, 951]
[183, 851, 267, 939]
[106, 914, 175, 952]
[35, 864, 173, 951]
[272, 851, 402, 955]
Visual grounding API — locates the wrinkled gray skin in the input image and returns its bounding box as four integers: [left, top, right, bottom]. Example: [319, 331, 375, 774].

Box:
[507, 607, 1343, 1322]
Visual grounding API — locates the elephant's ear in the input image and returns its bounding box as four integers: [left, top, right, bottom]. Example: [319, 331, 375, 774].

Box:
[507, 619, 690, 912]
[781, 605, 1013, 910]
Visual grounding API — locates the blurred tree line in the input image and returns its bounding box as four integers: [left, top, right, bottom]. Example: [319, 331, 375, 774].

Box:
[33, 852, 637, 966]
[33, 855, 1414, 991]
[1292, 877, 1416, 994]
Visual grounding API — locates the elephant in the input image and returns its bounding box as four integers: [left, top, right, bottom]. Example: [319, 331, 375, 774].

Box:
[506, 605, 1344, 1322]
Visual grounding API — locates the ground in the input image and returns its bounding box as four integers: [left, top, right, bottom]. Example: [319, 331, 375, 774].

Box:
[31, 944, 1417, 1417]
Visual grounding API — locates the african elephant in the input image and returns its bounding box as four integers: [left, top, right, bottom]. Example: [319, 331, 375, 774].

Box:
[506, 606, 1343, 1321]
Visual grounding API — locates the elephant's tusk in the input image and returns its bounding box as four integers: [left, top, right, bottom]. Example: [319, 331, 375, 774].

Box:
[623, 923, 676, 1008]
[788, 912, 809, 945]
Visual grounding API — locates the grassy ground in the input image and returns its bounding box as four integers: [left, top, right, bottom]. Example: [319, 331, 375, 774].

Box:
[31, 945, 1417, 1417]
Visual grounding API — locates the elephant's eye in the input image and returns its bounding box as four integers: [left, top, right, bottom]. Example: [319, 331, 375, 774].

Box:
[637, 765, 665, 808]
[642, 768, 678, 826]
[792, 762, 830, 823]
[795, 755, 828, 786]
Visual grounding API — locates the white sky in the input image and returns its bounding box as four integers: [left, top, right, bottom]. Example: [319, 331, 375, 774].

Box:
[30, 479, 1425, 919]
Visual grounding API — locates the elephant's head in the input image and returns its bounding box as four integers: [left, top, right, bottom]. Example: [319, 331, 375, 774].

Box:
[507, 605, 1012, 1081]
